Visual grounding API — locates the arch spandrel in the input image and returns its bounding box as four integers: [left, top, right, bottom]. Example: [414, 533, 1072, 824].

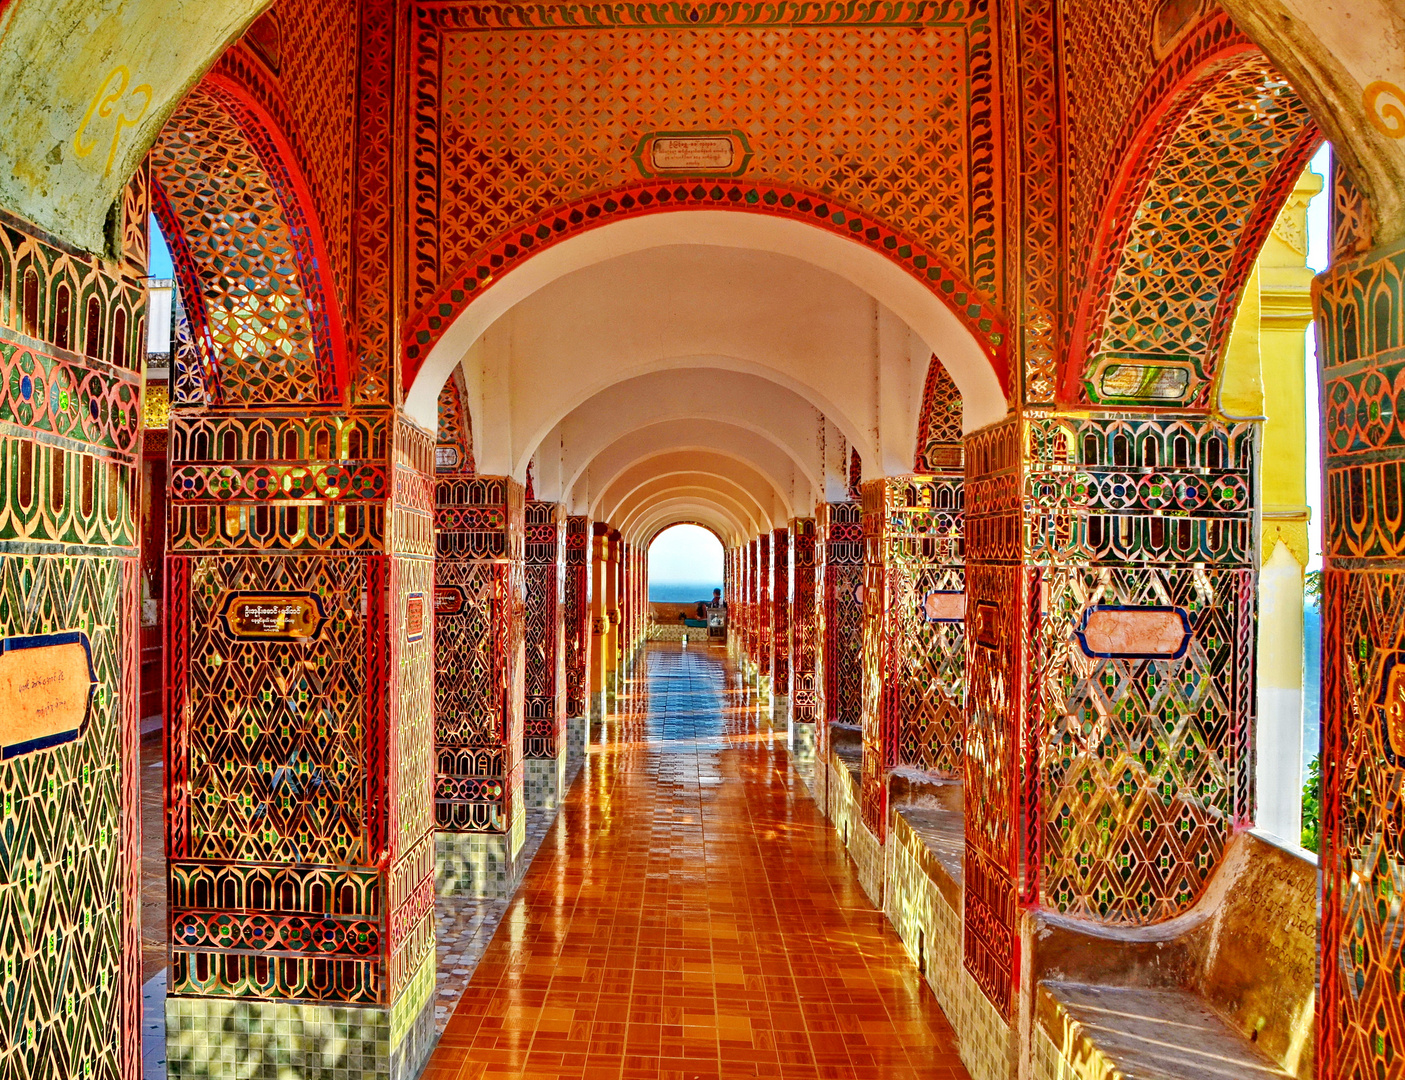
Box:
[1066, 51, 1320, 409]
[149, 77, 349, 406]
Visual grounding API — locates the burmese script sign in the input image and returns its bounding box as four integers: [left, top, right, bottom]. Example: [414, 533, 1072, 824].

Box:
[652, 137, 734, 171]
[0, 631, 96, 758]
[633, 130, 752, 177]
[219, 592, 327, 642]
[407, 594, 426, 641]
[436, 586, 464, 616]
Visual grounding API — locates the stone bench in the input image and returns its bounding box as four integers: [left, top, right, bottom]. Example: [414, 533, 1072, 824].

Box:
[1030, 831, 1316, 1080]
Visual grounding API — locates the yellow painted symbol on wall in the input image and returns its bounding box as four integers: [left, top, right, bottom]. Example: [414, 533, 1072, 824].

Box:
[1364, 80, 1405, 139]
[73, 66, 153, 178]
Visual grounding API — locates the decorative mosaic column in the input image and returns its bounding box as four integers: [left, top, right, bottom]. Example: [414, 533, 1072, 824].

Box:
[788, 518, 820, 754]
[166, 408, 438, 1075]
[739, 541, 754, 669]
[963, 412, 1255, 1018]
[856, 475, 965, 841]
[590, 523, 609, 720]
[603, 528, 620, 704]
[756, 532, 773, 698]
[771, 526, 790, 718]
[524, 501, 567, 808]
[0, 199, 146, 1080]
[815, 501, 864, 757]
[563, 515, 590, 757]
[1315, 235, 1405, 1077]
[433, 474, 525, 899]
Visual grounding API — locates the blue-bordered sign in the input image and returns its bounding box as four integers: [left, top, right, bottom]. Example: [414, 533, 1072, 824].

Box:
[919, 590, 966, 625]
[0, 630, 96, 758]
[1074, 604, 1191, 660]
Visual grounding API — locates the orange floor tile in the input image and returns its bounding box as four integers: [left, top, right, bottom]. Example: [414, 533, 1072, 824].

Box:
[425, 643, 971, 1080]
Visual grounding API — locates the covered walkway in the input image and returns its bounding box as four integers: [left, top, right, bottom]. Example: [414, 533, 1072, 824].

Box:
[425, 643, 968, 1080]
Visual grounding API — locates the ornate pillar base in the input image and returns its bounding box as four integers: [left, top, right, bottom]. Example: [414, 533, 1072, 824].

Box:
[524, 753, 569, 809]
[435, 822, 527, 899]
[165, 951, 435, 1080]
[788, 718, 817, 762]
[567, 716, 587, 761]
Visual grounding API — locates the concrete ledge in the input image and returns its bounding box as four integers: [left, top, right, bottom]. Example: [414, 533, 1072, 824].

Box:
[825, 744, 884, 908]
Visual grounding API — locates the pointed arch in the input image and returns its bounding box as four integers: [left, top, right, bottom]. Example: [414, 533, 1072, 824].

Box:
[1066, 51, 1321, 408]
[148, 74, 348, 407]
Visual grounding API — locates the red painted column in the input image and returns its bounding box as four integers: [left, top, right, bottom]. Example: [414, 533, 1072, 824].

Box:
[433, 475, 526, 898]
[524, 500, 567, 806]
[771, 527, 790, 706]
[563, 515, 591, 755]
[788, 517, 820, 728]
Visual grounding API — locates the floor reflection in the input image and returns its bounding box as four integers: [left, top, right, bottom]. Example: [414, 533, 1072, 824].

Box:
[425, 642, 969, 1080]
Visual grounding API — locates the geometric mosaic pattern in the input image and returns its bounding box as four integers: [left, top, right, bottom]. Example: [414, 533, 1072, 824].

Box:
[563, 515, 591, 718]
[1317, 239, 1405, 1079]
[771, 528, 789, 695]
[816, 502, 864, 743]
[1074, 54, 1318, 408]
[1030, 414, 1256, 926]
[0, 196, 145, 1080]
[433, 475, 525, 835]
[405, 0, 1001, 340]
[149, 84, 342, 408]
[788, 518, 819, 722]
[858, 475, 965, 839]
[524, 501, 565, 758]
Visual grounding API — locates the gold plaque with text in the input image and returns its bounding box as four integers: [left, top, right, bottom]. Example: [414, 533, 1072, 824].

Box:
[0, 632, 96, 758]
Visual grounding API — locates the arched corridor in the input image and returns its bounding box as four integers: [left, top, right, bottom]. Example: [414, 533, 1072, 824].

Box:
[425, 643, 967, 1080]
[4, 2, 1405, 1078]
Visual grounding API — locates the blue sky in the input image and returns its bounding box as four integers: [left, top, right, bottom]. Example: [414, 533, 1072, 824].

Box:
[648, 524, 722, 589]
[149, 214, 175, 279]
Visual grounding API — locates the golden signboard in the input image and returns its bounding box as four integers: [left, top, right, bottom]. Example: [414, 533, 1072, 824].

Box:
[218, 592, 326, 642]
[0, 632, 96, 758]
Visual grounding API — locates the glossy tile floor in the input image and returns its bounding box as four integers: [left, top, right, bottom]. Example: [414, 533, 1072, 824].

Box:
[426, 643, 970, 1080]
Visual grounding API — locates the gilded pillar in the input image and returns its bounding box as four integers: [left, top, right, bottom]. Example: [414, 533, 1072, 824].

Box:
[433, 475, 525, 898]
[524, 500, 567, 807]
[563, 515, 591, 756]
[1315, 229, 1405, 1077]
[788, 518, 820, 749]
[0, 191, 146, 1078]
[771, 526, 790, 714]
[167, 409, 439, 1058]
[856, 474, 964, 842]
[757, 532, 772, 696]
[604, 528, 620, 702]
[815, 501, 864, 756]
[964, 411, 1255, 1017]
[589, 522, 609, 720]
